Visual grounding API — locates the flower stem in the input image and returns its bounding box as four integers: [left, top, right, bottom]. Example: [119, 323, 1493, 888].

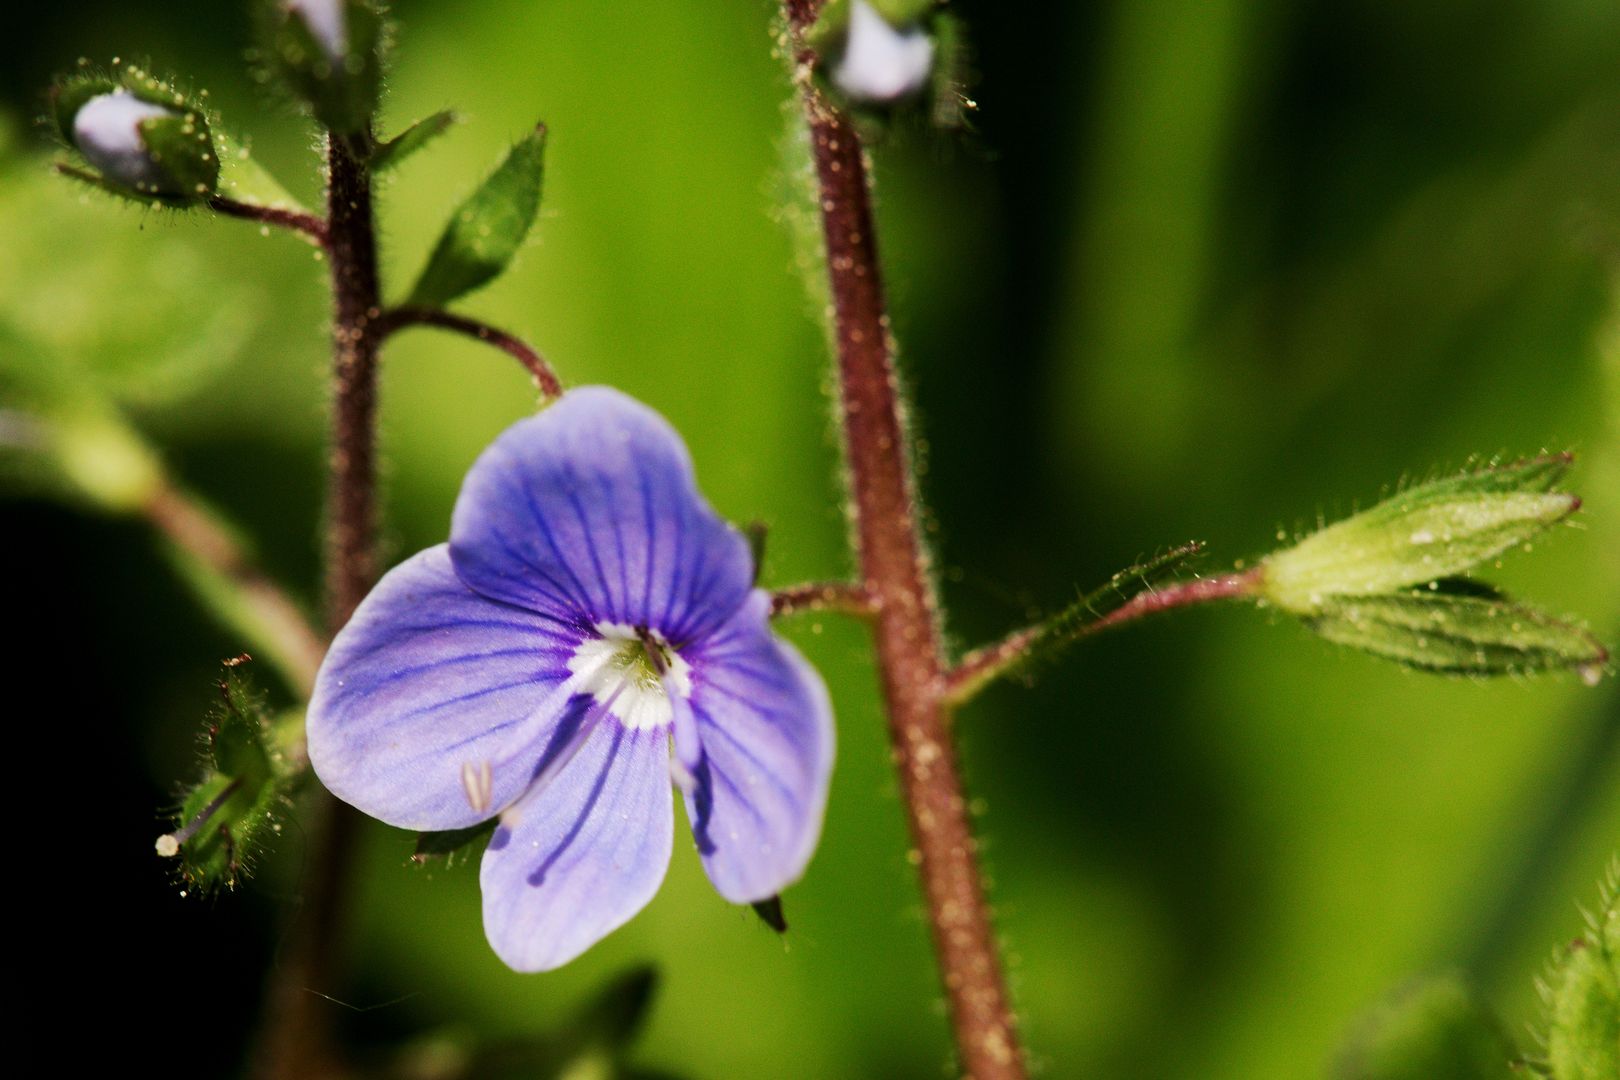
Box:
[770, 581, 874, 618]
[379, 306, 562, 399]
[781, 6, 1024, 1075]
[255, 132, 382, 1080]
[945, 570, 1262, 705]
[207, 195, 329, 245]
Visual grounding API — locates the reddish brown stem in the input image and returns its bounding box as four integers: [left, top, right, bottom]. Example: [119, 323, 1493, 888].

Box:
[783, 5, 1024, 1075]
[254, 133, 382, 1080]
[946, 570, 1262, 704]
[208, 195, 329, 245]
[770, 581, 875, 617]
[379, 306, 563, 399]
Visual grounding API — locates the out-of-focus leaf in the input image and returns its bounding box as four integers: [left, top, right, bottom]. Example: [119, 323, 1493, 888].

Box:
[0, 139, 256, 407]
[406, 123, 546, 308]
[1332, 973, 1518, 1080]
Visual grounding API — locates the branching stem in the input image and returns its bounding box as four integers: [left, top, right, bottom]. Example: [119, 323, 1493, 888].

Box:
[782, 5, 1025, 1075]
[770, 581, 875, 618]
[379, 306, 562, 399]
[207, 195, 329, 245]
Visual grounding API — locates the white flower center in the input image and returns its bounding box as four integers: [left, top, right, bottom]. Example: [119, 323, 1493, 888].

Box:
[566, 622, 692, 731]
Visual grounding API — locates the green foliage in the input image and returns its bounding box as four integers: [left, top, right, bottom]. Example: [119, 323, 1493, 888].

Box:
[158, 659, 300, 891]
[1332, 974, 1519, 1080]
[372, 109, 458, 173]
[1305, 589, 1607, 677]
[385, 966, 668, 1079]
[1541, 864, 1620, 1080]
[1260, 456, 1581, 616]
[406, 123, 548, 308]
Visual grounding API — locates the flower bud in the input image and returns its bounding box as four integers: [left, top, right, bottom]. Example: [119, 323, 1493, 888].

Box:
[831, 0, 935, 104]
[53, 71, 220, 204]
[261, 0, 383, 135]
[287, 0, 347, 62]
[1260, 456, 1581, 615]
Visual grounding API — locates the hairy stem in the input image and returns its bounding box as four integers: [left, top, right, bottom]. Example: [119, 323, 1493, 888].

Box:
[946, 570, 1262, 704]
[255, 133, 383, 1080]
[770, 580, 875, 618]
[782, 5, 1024, 1075]
[143, 480, 324, 699]
[208, 195, 329, 245]
[379, 306, 562, 399]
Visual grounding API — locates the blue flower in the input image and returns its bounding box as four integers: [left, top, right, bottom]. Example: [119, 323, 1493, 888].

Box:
[307, 387, 835, 971]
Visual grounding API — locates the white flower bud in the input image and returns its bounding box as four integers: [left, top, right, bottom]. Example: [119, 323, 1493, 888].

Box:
[72, 91, 179, 195]
[287, 0, 348, 63]
[833, 0, 935, 104]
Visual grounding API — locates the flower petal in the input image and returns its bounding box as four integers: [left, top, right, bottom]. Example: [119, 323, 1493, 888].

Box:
[682, 591, 834, 903]
[450, 386, 754, 643]
[308, 545, 585, 831]
[481, 723, 673, 971]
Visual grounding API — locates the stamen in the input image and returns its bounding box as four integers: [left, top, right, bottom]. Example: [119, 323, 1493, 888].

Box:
[502, 667, 639, 828]
[663, 670, 704, 795]
[461, 759, 494, 814]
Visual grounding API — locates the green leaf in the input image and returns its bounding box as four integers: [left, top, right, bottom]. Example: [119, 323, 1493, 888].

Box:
[1261, 456, 1581, 615]
[1544, 865, 1620, 1080]
[372, 109, 458, 172]
[157, 658, 299, 891]
[407, 123, 547, 308]
[1304, 591, 1608, 678]
[1332, 973, 1518, 1080]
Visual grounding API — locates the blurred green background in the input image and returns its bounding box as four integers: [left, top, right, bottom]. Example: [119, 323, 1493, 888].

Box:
[6, 1, 1618, 1076]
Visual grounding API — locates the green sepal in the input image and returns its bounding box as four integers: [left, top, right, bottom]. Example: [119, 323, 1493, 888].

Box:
[744, 520, 769, 587]
[1331, 973, 1518, 1080]
[258, 0, 384, 135]
[137, 111, 220, 199]
[752, 894, 789, 933]
[372, 109, 458, 172]
[1543, 866, 1620, 1080]
[1261, 456, 1581, 615]
[160, 659, 299, 891]
[808, 0, 935, 47]
[1303, 590, 1608, 677]
[406, 123, 547, 308]
[413, 820, 496, 866]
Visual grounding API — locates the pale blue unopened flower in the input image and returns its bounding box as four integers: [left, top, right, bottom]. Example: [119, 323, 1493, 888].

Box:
[73, 90, 180, 196]
[833, 0, 935, 103]
[286, 0, 347, 62]
[308, 388, 835, 971]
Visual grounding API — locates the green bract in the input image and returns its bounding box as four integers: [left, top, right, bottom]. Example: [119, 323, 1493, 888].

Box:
[1261, 456, 1580, 615]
